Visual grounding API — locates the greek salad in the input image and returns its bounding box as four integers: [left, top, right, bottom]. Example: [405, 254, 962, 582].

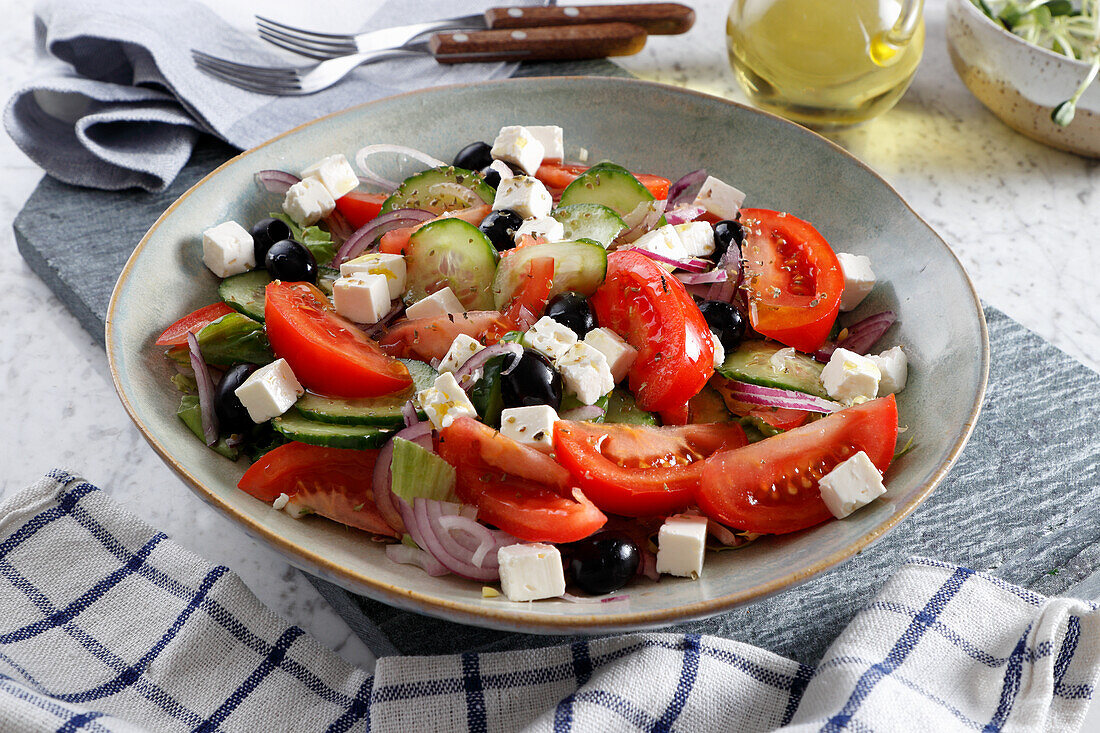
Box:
[159, 124, 909, 603]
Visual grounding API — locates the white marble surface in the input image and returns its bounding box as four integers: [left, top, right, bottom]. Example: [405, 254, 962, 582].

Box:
[0, 0, 1098, 698]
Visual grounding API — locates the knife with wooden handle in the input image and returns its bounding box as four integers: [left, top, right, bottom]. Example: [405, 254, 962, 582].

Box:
[484, 3, 695, 35]
[430, 22, 649, 63]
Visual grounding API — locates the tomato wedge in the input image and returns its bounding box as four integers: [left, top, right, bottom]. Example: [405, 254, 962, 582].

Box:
[264, 281, 411, 398]
[378, 311, 517, 362]
[535, 162, 671, 200]
[238, 442, 396, 537]
[503, 257, 554, 331]
[379, 204, 492, 256]
[155, 302, 236, 346]
[589, 250, 714, 412]
[740, 209, 844, 353]
[697, 395, 898, 535]
[334, 192, 387, 229]
[553, 421, 748, 516]
[438, 417, 606, 543]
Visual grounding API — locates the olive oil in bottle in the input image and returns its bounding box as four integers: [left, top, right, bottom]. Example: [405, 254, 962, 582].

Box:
[727, 0, 925, 129]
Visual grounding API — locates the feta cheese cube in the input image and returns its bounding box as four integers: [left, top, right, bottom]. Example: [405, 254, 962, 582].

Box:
[515, 216, 565, 243]
[282, 177, 335, 226]
[340, 253, 407, 299]
[710, 331, 725, 369]
[523, 316, 578, 362]
[493, 176, 553, 219]
[333, 273, 391, 324]
[869, 346, 908, 396]
[417, 372, 478, 431]
[821, 348, 881, 405]
[488, 159, 514, 182]
[491, 126, 546, 175]
[500, 405, 558, 452]
[673, 222, 716, 258]
[438, 334, 485, 376]
[497, 543, 566, 601]
[630, 225, 684, 268]
[405, 287, 466, 320]
[300, 153, 359, 199]
[234, 358, 303, 423]
[525, 125, 564, 161]
[656, 514, 708, 578]
[557, 342, 615, 405]
[836, 253, 876, 312]
[272, 493, 291, 511]
[583, 328, 637, 384]
[692, 175, 746, 220]
[818, 451, 887, 519]
[201, 221, 255, 278]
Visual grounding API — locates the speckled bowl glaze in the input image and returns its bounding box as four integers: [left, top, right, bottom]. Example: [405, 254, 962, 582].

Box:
[947, 0, 1100, 157]
[106, 77, 988, 634]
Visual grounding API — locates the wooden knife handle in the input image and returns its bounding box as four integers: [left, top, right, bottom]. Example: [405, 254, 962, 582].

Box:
[485, 3, 694, 35]
[430, 23, 648, 64]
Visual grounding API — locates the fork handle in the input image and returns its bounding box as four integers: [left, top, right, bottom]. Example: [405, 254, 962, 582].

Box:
[485, 3, 694, 35]
[430, 23, 647, 63]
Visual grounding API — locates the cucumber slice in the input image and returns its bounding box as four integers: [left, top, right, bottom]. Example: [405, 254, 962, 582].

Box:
[688, 386, 732, 424]
[491, 240, 607, 310]
[272, 409, 395, 449]
[405, 218, 498, 310]
[294, 359, 437, 426]
[218, 270, 272, 321]
[552, 204, 626, 248]
[559, 164, 654, 217]
[604, 389, 658, 426]
[716, 341, 827, 397]
[381, 166, 495, 215]
[390, 437, 458, 504]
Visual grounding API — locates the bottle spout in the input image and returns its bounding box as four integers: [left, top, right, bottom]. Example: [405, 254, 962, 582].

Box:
[870, 0, 923, 66]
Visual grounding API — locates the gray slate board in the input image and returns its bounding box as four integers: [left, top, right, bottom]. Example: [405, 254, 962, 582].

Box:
[13, 59, 1099, 666]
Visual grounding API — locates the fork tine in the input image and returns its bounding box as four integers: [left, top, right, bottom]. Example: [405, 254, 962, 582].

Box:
[255, 20, 356, 54]
[193, 61, 304, 95]
[254, 15, 356, 42]
[256, 29, 351, 60]
[190, 50, 300, 80]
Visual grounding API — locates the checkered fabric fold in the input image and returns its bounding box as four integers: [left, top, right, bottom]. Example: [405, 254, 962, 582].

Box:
[1, 471, 1096, 732]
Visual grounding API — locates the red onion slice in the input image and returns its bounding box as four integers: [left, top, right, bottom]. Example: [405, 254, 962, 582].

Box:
[371, 438, 404, 534]
[814, 311, 897, 361]
[666, 168, 707, 208]
[454, 342, 524, 391]
[560, 405, 606, 421]
[663, 205, 706, 225]
[632, 248, 711, 273]
[675, 270, 728, 285]
[335, 208, 434, 264]
[355, 144, 446, 190]
[255, 169, 300, 195]
[186, 332, 219, 446]
[324, 210, 354, 246]
[434, 508, 501, 569]
[394, 421, 433, 452]
[402, 498, 499, 581]
[619, 199, 667, 243]
[385, 544, 449, 576]
[706, 245, 743, 304]
[724, 380, 842, 413]
[361, 301, 406, 340]
[402, 400, 419, 428]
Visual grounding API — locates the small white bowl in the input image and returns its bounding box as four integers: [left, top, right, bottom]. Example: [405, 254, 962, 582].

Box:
[947, 0, 1100, 157]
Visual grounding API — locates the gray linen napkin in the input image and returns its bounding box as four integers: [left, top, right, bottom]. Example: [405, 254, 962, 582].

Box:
[5, 0, 542, 191]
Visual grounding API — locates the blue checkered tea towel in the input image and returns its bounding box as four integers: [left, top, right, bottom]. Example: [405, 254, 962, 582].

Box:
[1, 470, 1097, 732]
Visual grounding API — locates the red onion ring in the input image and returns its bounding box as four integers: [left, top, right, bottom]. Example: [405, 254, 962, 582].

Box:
[560, 405, 606, 421]
[402, 400, 419, 428]
[666, 168, 707, 208]
[675, 270, 728, 285]
[399, 498, 499, 581]
[632, 248, 711, 272]
[432, 506, 501, 569]
[335, 208, 435, 264]
[186, 332, 218, 446]
[706, 245, 744, 304]
[663, 205, 706, 225]
[814, 311, 897, 361]
[385, 544, 448, 576]
[255, 169, 300, 195]
[355, 144, 445, 190]
[724, 380, 841, 413]
[361, 302, 406, 340]
[324, 209, 354, 246]
[454, 342, 524, 392]
[619, 199, 667, 243]
[371, 439, 404, 534]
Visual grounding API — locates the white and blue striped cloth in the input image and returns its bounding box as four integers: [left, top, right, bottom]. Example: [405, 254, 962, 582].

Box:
[0, 470, 1097, 732]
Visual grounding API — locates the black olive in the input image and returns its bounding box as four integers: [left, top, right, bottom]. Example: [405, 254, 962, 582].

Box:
[481, 166, 501, 189]
[500, 348, 562, 411]
[712, 220, 745, 260]
[698, 300, 746, 352]
[545, 292, 596, 337]
[567, 534, 640, 595]
[265, 239, 317, 283]
[453, 141, 494, 172]
[250, 217, 292, 263]
[479, 210, 523, 252]
[215, 363, 258, 433]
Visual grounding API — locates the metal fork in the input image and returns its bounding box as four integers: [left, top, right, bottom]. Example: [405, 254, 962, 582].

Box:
[191, 44, 429, 95]
[255, 14, 483, 60]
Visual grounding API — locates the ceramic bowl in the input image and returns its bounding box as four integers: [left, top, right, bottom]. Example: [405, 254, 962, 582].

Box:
[947, 0, 1100, 157]
[106, 77, 988, 634]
